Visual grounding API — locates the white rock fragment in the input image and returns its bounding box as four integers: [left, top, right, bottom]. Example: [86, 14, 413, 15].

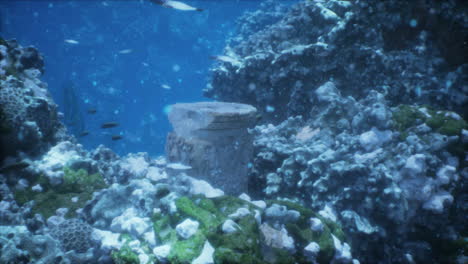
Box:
[331, 235, 352, 263]
[254, 210, 262, 225]
[92, 229, 122, 251]
[418, 107, 432, 118]
[189, 177, 224, 198]
[139, 253, 150, 264]
[436, 165, 457, 185]
[354, 148, 383, 164]
[265, 203, 300, 223]
[304, 242, 320, 262]
[445, 111, 461, 120]
[144, 231, 157, 247]
[111, 208, 151, 237]
[319, 205, 337, 222]
[260, 223, 295, 253]
[462, 129, 468, 143]
[128, 240, 141, 250]
[316, 81, 340, 102]
[359, 128, 392, 151]
[316, 3, 340, 21]
[192, 240, 215, 264]
[34, 141, 82, 185]
[251, 200, 267, 210]
[239, 193, 251, 202]
[176, 218, 199, 239]
[222, 219, 240, 234]
[121, 155, 149, 178]
[280, 227, 295, 252]
[47, 215, 65, 227]
[422, 191, 454, 214]
[31, 184, 43, 192]
[56, 208, 68, 217]
[0, 201, 10, 211]
[146, 166, 167, 182]
[153, 244, 171, 262]
[403, 154, 426, 176]
[310, 217, 324, 232]
[228, 207, 250, 219]
[341, 210, 378, 235]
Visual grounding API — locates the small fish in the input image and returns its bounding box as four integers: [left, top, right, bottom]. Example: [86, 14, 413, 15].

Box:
[118, 49, 133, 54]
[210, 55, 242, 67]
[0, 161, 30, 173]
[111, 135, 123, 141]
[87, 108, 97, 114]
[64, 39, 79, 45]
[161, 84, 171, 90]
[255, 113, 262, 122]
[142, 62, 149, 67]
[150, 0, 203, 11]
[79, 131, 90, 137]
[101, 122, 119, 129]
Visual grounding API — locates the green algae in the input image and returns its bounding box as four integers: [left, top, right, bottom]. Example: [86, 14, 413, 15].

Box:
[175, 196, 221, 230]
[62, 167, 106, 192]
[111, 244, 139, 264]
[266, 199, 346, 263]
[208, 214, 262, 263]
[13, 168, 106, 219]
[168, 231, 206, 263]
[151, 195, 348, 264]
[392, 105, 467, 136]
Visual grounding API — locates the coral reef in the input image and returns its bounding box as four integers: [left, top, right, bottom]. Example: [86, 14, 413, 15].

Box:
[0, 1, 467, 263]
[50, 218, 94, 253]
[205, 0, 468, 124]
[247, 86, 467, 263]
[0, 38, 65, 161]
[203, 1, 467, 262]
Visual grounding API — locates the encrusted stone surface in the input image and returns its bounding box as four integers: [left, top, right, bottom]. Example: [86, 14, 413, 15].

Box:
[205, 0, 468, 123]
[166, 102, 257, 194]
[0, 39, 65, 160]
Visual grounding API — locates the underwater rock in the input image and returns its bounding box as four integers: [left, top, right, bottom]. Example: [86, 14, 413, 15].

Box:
[166, 101, 257, 194]
[0, 225, 63, 264]
[110, 208, 151, 237]
[192, 240, 215, 264]
[0, 39, 64, 161]
[331, 235, 353, 264]
[176, 218, 200, 240]
[304, 241, 321, 263]
[206, 0, 468, 123]
[91, 229, 122, 252]
[152, 244, 171, 262]
[248, 85, 466, 262]
[29, 141, 95, 185]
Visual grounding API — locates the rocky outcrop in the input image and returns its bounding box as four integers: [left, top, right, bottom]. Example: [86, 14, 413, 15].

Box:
[247, 85, 467, 263]
[205, 0, 468, 124]
[0, 38, 65, 161]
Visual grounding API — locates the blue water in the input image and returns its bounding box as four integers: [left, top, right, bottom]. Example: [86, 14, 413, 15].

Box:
[0, 0, 279, 156]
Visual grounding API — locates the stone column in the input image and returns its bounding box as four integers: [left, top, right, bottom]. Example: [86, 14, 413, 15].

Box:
[165, 102, 257, 195]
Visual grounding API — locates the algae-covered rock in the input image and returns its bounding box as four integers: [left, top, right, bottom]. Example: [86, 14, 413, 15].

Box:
[13, 167, 106, 219]
[150, 195, 350, 264]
